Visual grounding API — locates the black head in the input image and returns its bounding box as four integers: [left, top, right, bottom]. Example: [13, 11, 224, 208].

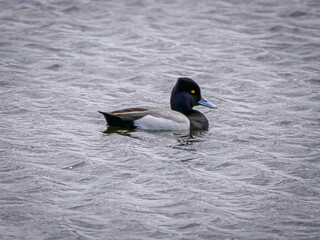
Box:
[170, 77, 216, 115]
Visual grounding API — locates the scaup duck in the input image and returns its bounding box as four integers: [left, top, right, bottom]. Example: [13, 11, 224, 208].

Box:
[99, 77, 217, 130]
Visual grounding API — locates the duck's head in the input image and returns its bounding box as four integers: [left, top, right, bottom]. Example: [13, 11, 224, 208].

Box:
[170, 77, 217, 114]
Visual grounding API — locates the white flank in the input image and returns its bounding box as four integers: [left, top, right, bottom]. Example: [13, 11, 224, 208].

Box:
[134, 111, 190, 131]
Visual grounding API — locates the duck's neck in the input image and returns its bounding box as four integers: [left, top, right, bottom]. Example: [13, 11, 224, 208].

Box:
[170, 93, 193, 115]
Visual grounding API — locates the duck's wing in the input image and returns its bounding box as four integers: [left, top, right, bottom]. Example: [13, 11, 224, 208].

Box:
[99, 108, 190, 130]
[99, 107, 153, 128]
[133, 109, 190, 130]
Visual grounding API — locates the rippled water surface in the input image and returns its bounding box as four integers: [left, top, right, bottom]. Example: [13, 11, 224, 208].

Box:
[1, 0, 320, 239]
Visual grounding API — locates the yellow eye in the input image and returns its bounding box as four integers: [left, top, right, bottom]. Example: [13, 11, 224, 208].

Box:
[191, 90, 195, 94]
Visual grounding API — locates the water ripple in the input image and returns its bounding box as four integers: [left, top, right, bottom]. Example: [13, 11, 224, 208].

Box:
[1, 0, 320, 239]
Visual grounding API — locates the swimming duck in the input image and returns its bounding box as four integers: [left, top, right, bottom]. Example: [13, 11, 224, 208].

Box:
[99, 77, 217, 130]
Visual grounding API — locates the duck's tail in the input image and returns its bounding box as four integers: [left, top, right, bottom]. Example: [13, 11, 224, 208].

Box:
[98, 111, 133, 128]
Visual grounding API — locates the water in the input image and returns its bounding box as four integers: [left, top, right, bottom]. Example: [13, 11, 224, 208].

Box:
[1, 0, 320, 239]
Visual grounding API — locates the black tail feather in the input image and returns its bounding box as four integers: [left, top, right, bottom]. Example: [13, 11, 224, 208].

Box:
[98, 111, 134, 128]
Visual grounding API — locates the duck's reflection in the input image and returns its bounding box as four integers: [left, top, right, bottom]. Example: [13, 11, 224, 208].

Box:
[102, 127, 207, 156]
[173, 131, 206, 153]
[102, 126, 137, 137]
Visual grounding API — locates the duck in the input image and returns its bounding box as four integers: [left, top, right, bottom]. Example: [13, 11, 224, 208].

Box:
[99, 77, 217, 131]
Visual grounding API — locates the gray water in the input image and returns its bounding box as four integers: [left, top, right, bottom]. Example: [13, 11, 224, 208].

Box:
[1, 0, 320, 239]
